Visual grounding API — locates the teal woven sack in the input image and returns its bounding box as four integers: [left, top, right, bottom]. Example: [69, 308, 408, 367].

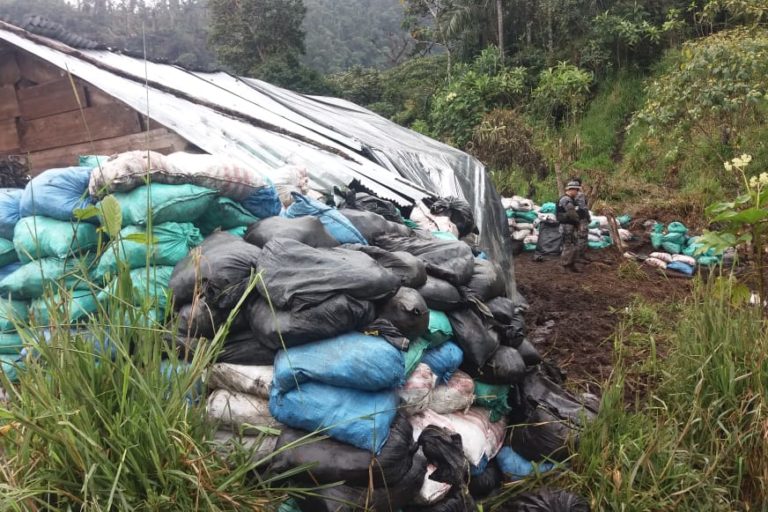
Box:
[0, 256, 93, 299]
[513, 211, 538, 223]
[0, 333, 23, 355]
[226, 226, 247, 237]
[0, 353, 22, 381]
[0, 238, 17, 267]
[14, 216, 98, 263]
[196, 197, 259, 234]
[432, 231, 458, 241]
[667, 221, 688, 234]
[94, 222, 203, 281]
[109, 184, 217, 226]
[424, 310, 453, 346]
[474, 381, 512, 422]
[100, 266, 174, 312]
[404, 338, 431, 377]
[31, 289, 101, 326]
[0, 298, 28, 332]
[539, 202, 556, 214]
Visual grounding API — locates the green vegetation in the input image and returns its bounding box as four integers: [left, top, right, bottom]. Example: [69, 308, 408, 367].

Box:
[489, 279, 767, 510]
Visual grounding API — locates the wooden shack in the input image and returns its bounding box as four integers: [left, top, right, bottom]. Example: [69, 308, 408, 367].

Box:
[0, 44, 191, 174]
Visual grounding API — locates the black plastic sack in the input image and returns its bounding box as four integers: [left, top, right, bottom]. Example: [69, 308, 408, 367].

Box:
[418, 425, 469, 486]
[345, 191, 404, 223]
[297, 451, 428, 512]
[506, 489, 590, 512]
[487, 297, 526, 345]
[247, 294, 376, 350]
[340, 208, 411, 241]
[463, 259, 506, 301]
[463, 345, 526, 385]
[375, 234, 475, 286]
[404, 490, 477, 512]
[257, 239, 400, 310]
[244, 216, 339, 248]
[270, 414, 416, 487]
[345, 244, 427, 288]
[177, 298, 248, 339]
[378, 287, 430, 341]
[510, 370, 598, 462]
[516, 338, 542, 366]
[429, 197, 477, 238]
[468, 462, 502, 499]
[363, 318, 410, 351]
[535, 221, 562, 258]
[418, 276, 465, 311]
[447, 308, 499, 368]
[215, 331, 277, 365]
[170, 232, 261, 309]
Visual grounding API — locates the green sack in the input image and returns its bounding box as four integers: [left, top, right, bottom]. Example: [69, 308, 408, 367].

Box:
[110, 184, 218, 227]
[0, 298, 28, 332]
[404, 338, 431, 377]
[667, 221, 688, 234]
[588, 239, 612, 250]
[0, 333, 23, 355]
[100, 266, 174, 312]
[650, 223, 664, 249]
[403, 218, 420, 229]
[432, 231, 458, 241]
[0, 256, 93, 299]
[94, 222, 203, 281]
[14, 216, 98, 263]
[661, 241, 683, 254]
[226, 226, 247, 237]
[513, 210, 538, 223]
[0, 353, 22, 382]
[617, 214, 631, 227]
[697, 255, 721, 266]
[539, 202, 556, 214]
[424, 310, 453, 346]
[79, 155, 109, 168]
[473, 381, 511, 422]
[588, 219, 600, 229]
[524, 243, 537, 252]
[31, 289, 100, 326]
[0, 238, 18, 267]
[196, 197, 259, 234]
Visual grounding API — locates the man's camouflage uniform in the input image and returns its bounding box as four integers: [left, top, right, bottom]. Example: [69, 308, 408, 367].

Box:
[557, 194, 580, 270]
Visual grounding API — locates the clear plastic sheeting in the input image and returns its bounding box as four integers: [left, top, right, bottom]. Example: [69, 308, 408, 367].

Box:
[0, 20, 515, 289]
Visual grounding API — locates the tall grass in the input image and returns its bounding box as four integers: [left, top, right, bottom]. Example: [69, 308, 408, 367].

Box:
[571, 278, 766, 510]
[0, 261, 308, 510]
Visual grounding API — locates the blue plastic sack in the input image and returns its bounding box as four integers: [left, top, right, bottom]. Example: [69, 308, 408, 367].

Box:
[0, 188, 22, 239]
[284, 193, 367, 244]
[241, 184, 281, 219]
[667, 261, 695, 276]
[273, 332, 405, 393]
[20, 167, 93, 221]
[421, 341, 463, 384]
[497, 446, 555, 481]
[269, 381, 398, 453]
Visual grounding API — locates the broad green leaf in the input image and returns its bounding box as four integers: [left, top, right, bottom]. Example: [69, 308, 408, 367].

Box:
[715, 208, 768, 224]
[73, 205, 100, 221]
[98, 196, 122, 239]
[122, 233, 157, 245]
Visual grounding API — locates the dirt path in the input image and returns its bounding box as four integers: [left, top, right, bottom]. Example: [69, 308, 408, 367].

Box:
[514, 248, 692, 395]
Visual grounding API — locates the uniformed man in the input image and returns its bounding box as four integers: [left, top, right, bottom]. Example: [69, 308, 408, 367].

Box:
[557, 181, 582, 272]
[571, 176, 591, 262]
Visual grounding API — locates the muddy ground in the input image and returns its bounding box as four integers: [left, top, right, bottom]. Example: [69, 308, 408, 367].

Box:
[514, 245, 692, 395]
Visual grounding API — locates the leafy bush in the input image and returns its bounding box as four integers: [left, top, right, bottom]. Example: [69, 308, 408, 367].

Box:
[430, 48, 527, 147]
[532, 62, 593, 126]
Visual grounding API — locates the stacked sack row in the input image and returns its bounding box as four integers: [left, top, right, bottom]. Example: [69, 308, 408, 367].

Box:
[503, 195, 633, 253]
[0, 149, 596, 509]
[644, 221, 727, 275]
[176, 190, 598, 509]
[0, 150, 308, 381]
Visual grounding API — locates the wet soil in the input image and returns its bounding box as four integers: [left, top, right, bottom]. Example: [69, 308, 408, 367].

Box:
[514, 246, 692, 396]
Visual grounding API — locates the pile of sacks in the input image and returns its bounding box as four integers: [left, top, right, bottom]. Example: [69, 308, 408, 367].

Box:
[643, 221, 725, 275]
[0, 150, 597, 510]
[503, 195, 632, 253]
[186, 197, 597, 508]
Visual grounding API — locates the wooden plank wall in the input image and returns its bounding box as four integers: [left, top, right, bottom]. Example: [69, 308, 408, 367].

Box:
[0, 45, 191, 174]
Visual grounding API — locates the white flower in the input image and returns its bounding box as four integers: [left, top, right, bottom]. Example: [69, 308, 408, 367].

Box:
[724, 161, 733, 171]
[750, 176, 758, 188]
[760, 172, 768, 186]
[741, 154, 753, 164]
[445, 92, 458, 102]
